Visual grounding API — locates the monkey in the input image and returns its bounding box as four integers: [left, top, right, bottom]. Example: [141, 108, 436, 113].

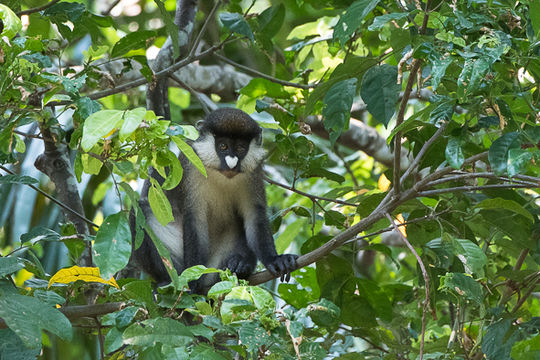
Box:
[131, 108, 298, 291]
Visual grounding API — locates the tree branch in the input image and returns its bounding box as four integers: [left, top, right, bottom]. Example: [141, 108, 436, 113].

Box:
[16, 0, 61, 16]
[418, 183, 531, 197]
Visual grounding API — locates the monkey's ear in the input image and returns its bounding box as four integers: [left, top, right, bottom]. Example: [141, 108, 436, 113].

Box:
[195, 120, 205, 130]
[255, 132, 262, 145]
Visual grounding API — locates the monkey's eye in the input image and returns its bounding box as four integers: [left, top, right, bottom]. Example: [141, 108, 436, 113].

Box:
[236, 145, 246, 154]
[218, 143, 228, 151]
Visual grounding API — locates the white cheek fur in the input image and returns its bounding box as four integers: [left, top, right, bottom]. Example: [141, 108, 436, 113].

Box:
[192, 136, 220, 169]
[241, 140, 266, 173]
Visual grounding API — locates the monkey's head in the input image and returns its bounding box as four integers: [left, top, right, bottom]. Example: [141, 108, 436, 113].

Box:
[193, 108, 266, 178]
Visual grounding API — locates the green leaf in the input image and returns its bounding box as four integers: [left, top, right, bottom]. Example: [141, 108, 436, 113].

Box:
[454, 239, 488, 278]
[258, 4, 285, 39]
[482, 319, 521, 360]
[160, 150, 183, 191]
[0, 329, 41, 359]
[239, 322, 271, 353]
[530, 2, 540, 37]
[111, 30, 157, 58]
[0, 290, 72, 348]
[81, 110, 124, 151]
[172, 136, 206, 177]
[43, 2, 85, 22]
[511, 333, 540, 360]
[322, 78, 357, 144]
[360, 64, 400, 126]
[475, 198, 534, 223]
[0, 174, 39, 185]
[430, 56, 452, 91]
[0, 257, 25, 277]
[20, 227, 60, 244]
[153, 0, 179, 59]
[33, 290, 66, 307]
[457, 57, 491, 102]
[240, 78, 289, 99]
[308, 298, 341, 327]
[445, 137, 465, 169]
[275, 219, 305, 254]
[507, 148, 532, 177]
[148, 178, 174, 226]
[368, 12, 408, 31]
[333, 0, 381, 45]
[123, 318, 193, 346]
[439, 272, 484, 305]
[119, 107, 146, 141]
[207, 281, 234, 298]
[190, 344, 229, 360]
[93, 212, 132, 279]
[220, 12, 254, 41]
[488, 132, 520, 175]
[0, 4, 22, 39]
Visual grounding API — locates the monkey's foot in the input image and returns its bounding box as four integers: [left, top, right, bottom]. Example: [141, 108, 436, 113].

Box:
[224, 254, 257, 279]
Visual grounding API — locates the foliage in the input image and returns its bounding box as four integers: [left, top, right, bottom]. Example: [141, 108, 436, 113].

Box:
[0, 0, 539, 359]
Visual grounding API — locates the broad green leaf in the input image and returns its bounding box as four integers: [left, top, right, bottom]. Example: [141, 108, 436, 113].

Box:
[240, 78, 289, 99]
[123, 318, 193, 346]
[93, 212, 132, 279]
[20, 227, 60, 244]
[172, 136, 207, 177]
[190, 344, 229, 360]
[207, 281, 234, 298]
[0, 174, 39, 185]
[308, 298, 341, 327]
[457, 57, 490, 102]
[0, 328, 41, 359]
[507, 148, 532, 177]
[482, 319, 521, 360]
[160, 150, 183, 190]
[239, 322, 271, 353]
[81, 110, 124, 151]
[81, 153, 103, 175]
[43, 2, 85, 22]
[368, 12, 409, 31]
[275, 219, 305, 253]
[153, 0, 179, 58]
[454, 239, 487, 278]
[148, 178, 174, 226]
[360, 64, 400, 126]
[220, 12, 254, 41]
[0, 290, 72, 348]
[475, 198, 534, 223]
[511, 333, 540, 360]
[530, 2, 540, 37]
[179, 265, 220, 284]
[488, 132, 520, 175]
[333, 0, 381, 45]
[111, 30, 157, 58]
[33, 290, 66, 307]
[0, 4, 22, 39]
[430, 56, 452, 91]
[119, 107, 146, 141]
[445, 137, 465, 169]
[0, 257, 25, 277]
[258, 4, 285, 39]
[322, 78, 357, 144]
[439, 272, 483, 305]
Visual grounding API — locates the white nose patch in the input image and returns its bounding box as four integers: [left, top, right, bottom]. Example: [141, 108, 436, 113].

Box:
[225, 155, 238, 169]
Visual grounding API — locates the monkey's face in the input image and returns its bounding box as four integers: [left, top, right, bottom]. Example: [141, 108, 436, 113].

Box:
[193, 133, 266, 178]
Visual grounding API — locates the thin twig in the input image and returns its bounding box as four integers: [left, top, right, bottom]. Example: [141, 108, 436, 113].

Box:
[392, 0, 431, 196]
[0, 165, 99, 228]
[265, 177, 357, 207]
[418, 183, 531, 197]
[16, 0, 61, 16]
[384, 212, 431, 360]
[102, 0, 121, 16]
[427, 172, 539, 187]
[189, 0, 222, 58]
[400, 121, 448, 184]
[215, 53, 315, 90]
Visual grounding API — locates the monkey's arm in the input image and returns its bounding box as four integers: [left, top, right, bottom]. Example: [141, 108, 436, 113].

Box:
[244, 175, 298, 280]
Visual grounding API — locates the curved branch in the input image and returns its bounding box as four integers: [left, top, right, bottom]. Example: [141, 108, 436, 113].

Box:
[16, 0, 61, 16]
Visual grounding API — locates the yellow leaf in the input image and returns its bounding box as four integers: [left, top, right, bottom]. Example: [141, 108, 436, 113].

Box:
[396, 213, 407, 237]
[48, 265, 119, 289]
[378, 173, 391, 191]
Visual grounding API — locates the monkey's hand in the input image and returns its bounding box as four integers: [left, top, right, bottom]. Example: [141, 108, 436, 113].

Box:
[224, 254, 257, 279]
[266, 254, 298, 282]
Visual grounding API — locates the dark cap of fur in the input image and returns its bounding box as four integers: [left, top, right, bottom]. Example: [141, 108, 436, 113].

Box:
[201, 108, 261, 139]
